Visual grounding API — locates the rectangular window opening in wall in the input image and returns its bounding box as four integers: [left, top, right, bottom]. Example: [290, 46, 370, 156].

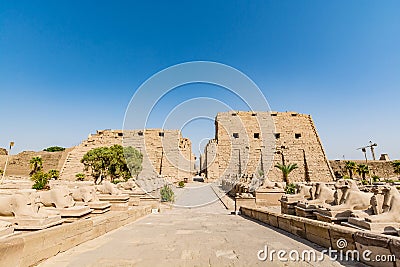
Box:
[138, 131, 143, 136]
[291, 113, 298, 117]
[274, 133, 281, 139]
[271, 113, 277, 116]
[233, 133, 239, 138]
[118, 133, 123, 137]
[295, 133, 302, 139]
[254, 133, 260, 139]
[159, 132, 164, 137]
[252, 113, 257, 116]
[232, 113, 237, 116]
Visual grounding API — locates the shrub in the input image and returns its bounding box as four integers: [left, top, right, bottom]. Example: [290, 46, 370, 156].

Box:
[343, 175, 351, 180]
[372, 175, 380, 183]
[43, 146, 65, 152]
[75, 173, 85, 181]
[285, 183, 296, 194]
[361, 179, 370, 185]
[178, 181, 185, 188]
[31, 171, 49, 190]
[47, 169, 59, 180]
[160, 185, 175, 202]
[112, 179, 123, 184]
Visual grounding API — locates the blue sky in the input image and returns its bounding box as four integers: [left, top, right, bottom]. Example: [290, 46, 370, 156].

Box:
[1, 1, 399, 160]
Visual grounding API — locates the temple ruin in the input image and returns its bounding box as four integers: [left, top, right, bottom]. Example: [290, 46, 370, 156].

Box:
[203, 111, 334, 183]
[59, 129, 195, 186]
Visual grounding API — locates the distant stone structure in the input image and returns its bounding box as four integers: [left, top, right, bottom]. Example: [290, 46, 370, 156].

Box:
[330, 159, 398, 179]
[59, 129, 195, 188]
[203, 111, 334, 183]
[0, 150, 70, 177]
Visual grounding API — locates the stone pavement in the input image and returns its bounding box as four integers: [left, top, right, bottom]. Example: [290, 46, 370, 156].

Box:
[40, 184, 361, 267]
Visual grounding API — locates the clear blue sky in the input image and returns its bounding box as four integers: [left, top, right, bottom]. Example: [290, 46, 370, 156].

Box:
[1, 1, 399, 160]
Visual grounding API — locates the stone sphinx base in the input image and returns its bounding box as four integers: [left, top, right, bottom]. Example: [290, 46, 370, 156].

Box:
[255, 188, 284, 206]
[235, 196, 256, 212]
[0, 220, 14, 238]
[76, 201, 111, 214]
[88, 202, 111, 214]
[0, 215, 64, 231]
[280, 196, 304, 215]
[343, 217, 400, 235]
[98, 194, 130, 211]
[139, 196, 160, 210]
[313, 208, 352, 224]
[120, 190, 146, 206]
[43, 206, 92, 223]
[294, 205, 318, 219]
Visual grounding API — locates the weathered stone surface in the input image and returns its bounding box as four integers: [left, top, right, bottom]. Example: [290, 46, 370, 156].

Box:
[59, 129, 195, 187]
[354, 232, 394, 267]
[204, 112, 334, 184]
[235, 196, 255, 212]
[0, 206, 151, 267]
[0, 149, 70, 177]
[304, 220, 331, 248]
[0, 237, 24, 266]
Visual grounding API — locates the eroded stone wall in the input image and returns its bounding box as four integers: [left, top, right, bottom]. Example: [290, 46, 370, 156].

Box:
[204, 111, 334, 183]
[0, 150, 70, 177]
[59, 129, 195, 184]
[330, 160, 398, 179]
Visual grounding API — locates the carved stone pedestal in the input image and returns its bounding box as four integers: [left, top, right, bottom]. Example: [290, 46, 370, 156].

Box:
[235, 196, 256, 212]
[98, 194, 130, 211]
[43, 206, 92, 223]
[343, 217, 400, 235]
[255, 189, 284, 206]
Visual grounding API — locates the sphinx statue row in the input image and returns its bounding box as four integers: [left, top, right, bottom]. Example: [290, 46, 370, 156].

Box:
[222, 173, 285, 197]
[280, 179, 400, 234]
[0, 179, 141, 233]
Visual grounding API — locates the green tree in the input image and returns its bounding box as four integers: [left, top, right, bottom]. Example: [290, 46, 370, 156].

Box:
[47, 169, 60, 180]
[43, 146, 65, 152]
[392, 161, 400, 176]
[81, 147, 111, 184]
[356, 164, 370, 180]
[124, 146, 143, 178]
[274, 163, 298, 183]
[344, 161, 356, 179]
[31, 171, 49, 190]
[81, 145, 142, 184]
[29, 156, 43, 176]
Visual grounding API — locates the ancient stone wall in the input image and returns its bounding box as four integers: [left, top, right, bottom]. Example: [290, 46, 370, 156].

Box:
[204, 111, 334, 183]
[59, 129, 195, 184]
[0, 150, 70, 177]
[329, 160, 398, 179]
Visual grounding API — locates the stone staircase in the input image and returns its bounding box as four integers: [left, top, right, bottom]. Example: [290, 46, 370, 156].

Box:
[59, 132, 122, 180]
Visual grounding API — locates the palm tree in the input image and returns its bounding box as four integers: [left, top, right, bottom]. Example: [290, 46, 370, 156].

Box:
[392, 161, 400, 177]
[274, 163, 298, 183]
[356, 164, 370, 180]
[29, 156, 43, 176]
[344, 161, 356, 179]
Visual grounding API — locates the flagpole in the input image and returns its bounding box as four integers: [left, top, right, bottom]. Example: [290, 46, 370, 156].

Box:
[1, 142, 14, 184]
